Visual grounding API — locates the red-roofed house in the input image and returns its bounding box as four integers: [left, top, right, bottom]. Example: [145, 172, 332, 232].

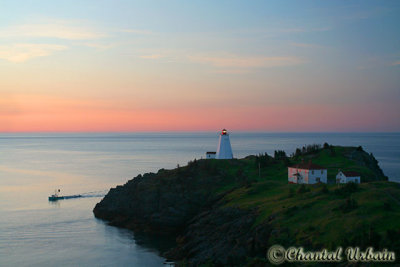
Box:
[336, 171, 361, 184]
[288, 161, 327, 184]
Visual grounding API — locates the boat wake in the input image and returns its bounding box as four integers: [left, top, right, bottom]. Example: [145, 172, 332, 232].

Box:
[79, 190, 108, 198]
[48, 190, 107, 201]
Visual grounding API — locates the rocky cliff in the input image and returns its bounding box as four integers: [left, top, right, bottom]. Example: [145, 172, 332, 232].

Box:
[93, 164, 231, 233]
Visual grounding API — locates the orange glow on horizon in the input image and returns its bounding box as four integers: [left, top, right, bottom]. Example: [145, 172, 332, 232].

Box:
[1, 94, 398, 132]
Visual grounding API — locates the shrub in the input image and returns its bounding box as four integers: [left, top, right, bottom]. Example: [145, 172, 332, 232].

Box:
[297, 184, 310, 194]
[334, 182, 358, 196]
[187, 158, 198, 168]
[285, 205, 299, 215]
[383, 201, 392, 211]
[339, 197, 358, 213]
[255, 152, 271, 168]
[294, 148, 302, 158]
[274, 150, 287, 160]
[288, 187, 295, 198]
[321, 184, 329, 194]
[292, 144, 323, 157]
[346, 225, 381, 248]
[236, 168, 250, 187]
[385, 229, 400, 250]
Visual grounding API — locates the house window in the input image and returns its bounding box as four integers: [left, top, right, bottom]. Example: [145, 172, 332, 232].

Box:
[311, 170, 314, 175]
[321, 170, 323, 174]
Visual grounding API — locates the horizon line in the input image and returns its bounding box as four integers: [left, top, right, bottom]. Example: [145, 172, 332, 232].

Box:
[1, 130, 399, 134]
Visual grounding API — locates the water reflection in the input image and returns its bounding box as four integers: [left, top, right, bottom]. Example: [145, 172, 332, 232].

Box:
[48, 200, 61, 208]
[0, 197, 168, 267]
[94, 217, 177, 258]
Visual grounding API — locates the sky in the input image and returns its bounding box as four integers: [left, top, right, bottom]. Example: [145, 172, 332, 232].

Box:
[0, 0, 399, 132]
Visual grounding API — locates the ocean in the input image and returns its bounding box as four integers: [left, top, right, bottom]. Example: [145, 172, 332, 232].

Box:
[0, 132, 399, 266]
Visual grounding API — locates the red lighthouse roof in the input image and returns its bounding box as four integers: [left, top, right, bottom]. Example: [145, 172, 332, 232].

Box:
[221, 129, 228, 135]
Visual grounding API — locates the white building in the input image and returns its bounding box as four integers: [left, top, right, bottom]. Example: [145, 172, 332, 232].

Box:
[336, 171, 361, 184]
[216, 129, 233, 159]
[288, 161, 327, 184]
[206, 152, 216, 159]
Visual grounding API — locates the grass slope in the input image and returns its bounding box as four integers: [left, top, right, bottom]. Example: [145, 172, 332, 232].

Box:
[183, 145, 399, 252]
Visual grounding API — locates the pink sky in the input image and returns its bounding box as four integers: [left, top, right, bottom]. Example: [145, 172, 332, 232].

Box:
[1, 94, 398, 132]
[1, 2, 399, 132]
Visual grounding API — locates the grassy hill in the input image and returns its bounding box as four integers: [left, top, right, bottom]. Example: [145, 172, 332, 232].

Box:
[94, 144, 399, 266]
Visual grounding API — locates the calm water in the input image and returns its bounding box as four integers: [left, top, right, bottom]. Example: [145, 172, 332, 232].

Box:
[0, 132, 399, 266]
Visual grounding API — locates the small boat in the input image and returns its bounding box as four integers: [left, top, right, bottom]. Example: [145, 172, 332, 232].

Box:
[48, 189, 82, 201]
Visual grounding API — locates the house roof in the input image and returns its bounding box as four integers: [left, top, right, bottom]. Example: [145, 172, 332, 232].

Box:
[341, 171, 360, 177]
[206, 151, 216, 154]
[290, 161, 326, 170]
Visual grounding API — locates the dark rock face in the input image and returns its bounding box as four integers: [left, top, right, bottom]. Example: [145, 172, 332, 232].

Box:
[93, 161, 265, 266]
[344, 148, 388, 181]
[93, 168, 228, 233]
[165, 207, 269, 266]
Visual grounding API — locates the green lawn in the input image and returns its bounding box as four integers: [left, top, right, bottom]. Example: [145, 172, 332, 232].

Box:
[186, 145, 399, 250]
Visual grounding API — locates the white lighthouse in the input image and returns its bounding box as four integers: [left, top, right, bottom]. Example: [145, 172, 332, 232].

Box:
[216, 129, 233, 159]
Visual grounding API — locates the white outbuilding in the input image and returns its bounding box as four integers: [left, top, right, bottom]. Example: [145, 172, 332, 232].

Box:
[288, 161, 327, 184]
[336, 171, 361, 184]
[206, 152, 216, 159]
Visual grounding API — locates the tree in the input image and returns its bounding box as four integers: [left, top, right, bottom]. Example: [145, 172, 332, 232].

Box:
[274, 150, 287, 160]
[256, 152, 270, 168]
